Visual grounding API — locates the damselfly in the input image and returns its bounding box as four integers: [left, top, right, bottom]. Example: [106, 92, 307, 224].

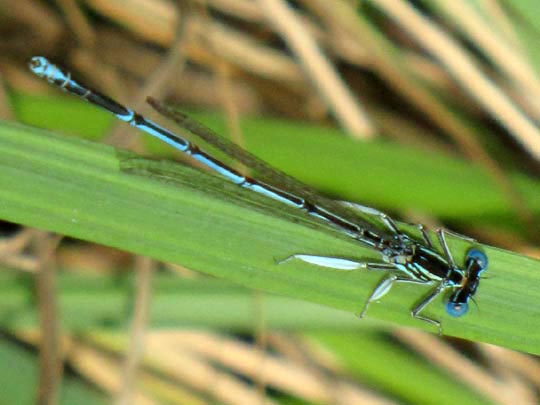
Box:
[28, 56, 488, 334]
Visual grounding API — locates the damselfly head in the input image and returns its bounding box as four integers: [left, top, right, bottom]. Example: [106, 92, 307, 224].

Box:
[445, 248, 488, 317]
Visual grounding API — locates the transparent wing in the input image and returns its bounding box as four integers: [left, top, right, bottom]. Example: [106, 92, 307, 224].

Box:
[147, 97, 394, 241]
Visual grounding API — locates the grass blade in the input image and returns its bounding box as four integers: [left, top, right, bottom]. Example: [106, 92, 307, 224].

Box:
[1, 119, 540, 354]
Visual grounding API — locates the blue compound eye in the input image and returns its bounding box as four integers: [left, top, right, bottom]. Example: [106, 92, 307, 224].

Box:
[466, 249, 488, 271]
[445, 301, 469, 317]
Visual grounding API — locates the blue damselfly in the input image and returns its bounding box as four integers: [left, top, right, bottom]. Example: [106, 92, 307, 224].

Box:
[28, 56, 488, 334]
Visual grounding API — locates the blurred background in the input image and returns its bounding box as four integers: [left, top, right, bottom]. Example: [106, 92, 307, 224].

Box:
[1, 0, 540, 403]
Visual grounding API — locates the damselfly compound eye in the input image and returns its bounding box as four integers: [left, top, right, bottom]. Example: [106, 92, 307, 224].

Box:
[445, 301, 468, 317]
[466, 248, 488, 270]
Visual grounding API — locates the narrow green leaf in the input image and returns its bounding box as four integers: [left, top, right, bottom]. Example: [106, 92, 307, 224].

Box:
[1, 120, 539, 354]
[502, 0, 540, 72]
[312, 331, 490, 404]
[0, 271, 366, 331]
[0, 336, 106, 404]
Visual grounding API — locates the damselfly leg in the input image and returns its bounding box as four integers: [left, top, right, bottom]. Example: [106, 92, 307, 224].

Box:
[358, 274, 430, 317]
[411, 281, 451, 335]
[416, 224, 433, 247]
[344, 201, 434, 247]
[281, 221, 484, 333]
